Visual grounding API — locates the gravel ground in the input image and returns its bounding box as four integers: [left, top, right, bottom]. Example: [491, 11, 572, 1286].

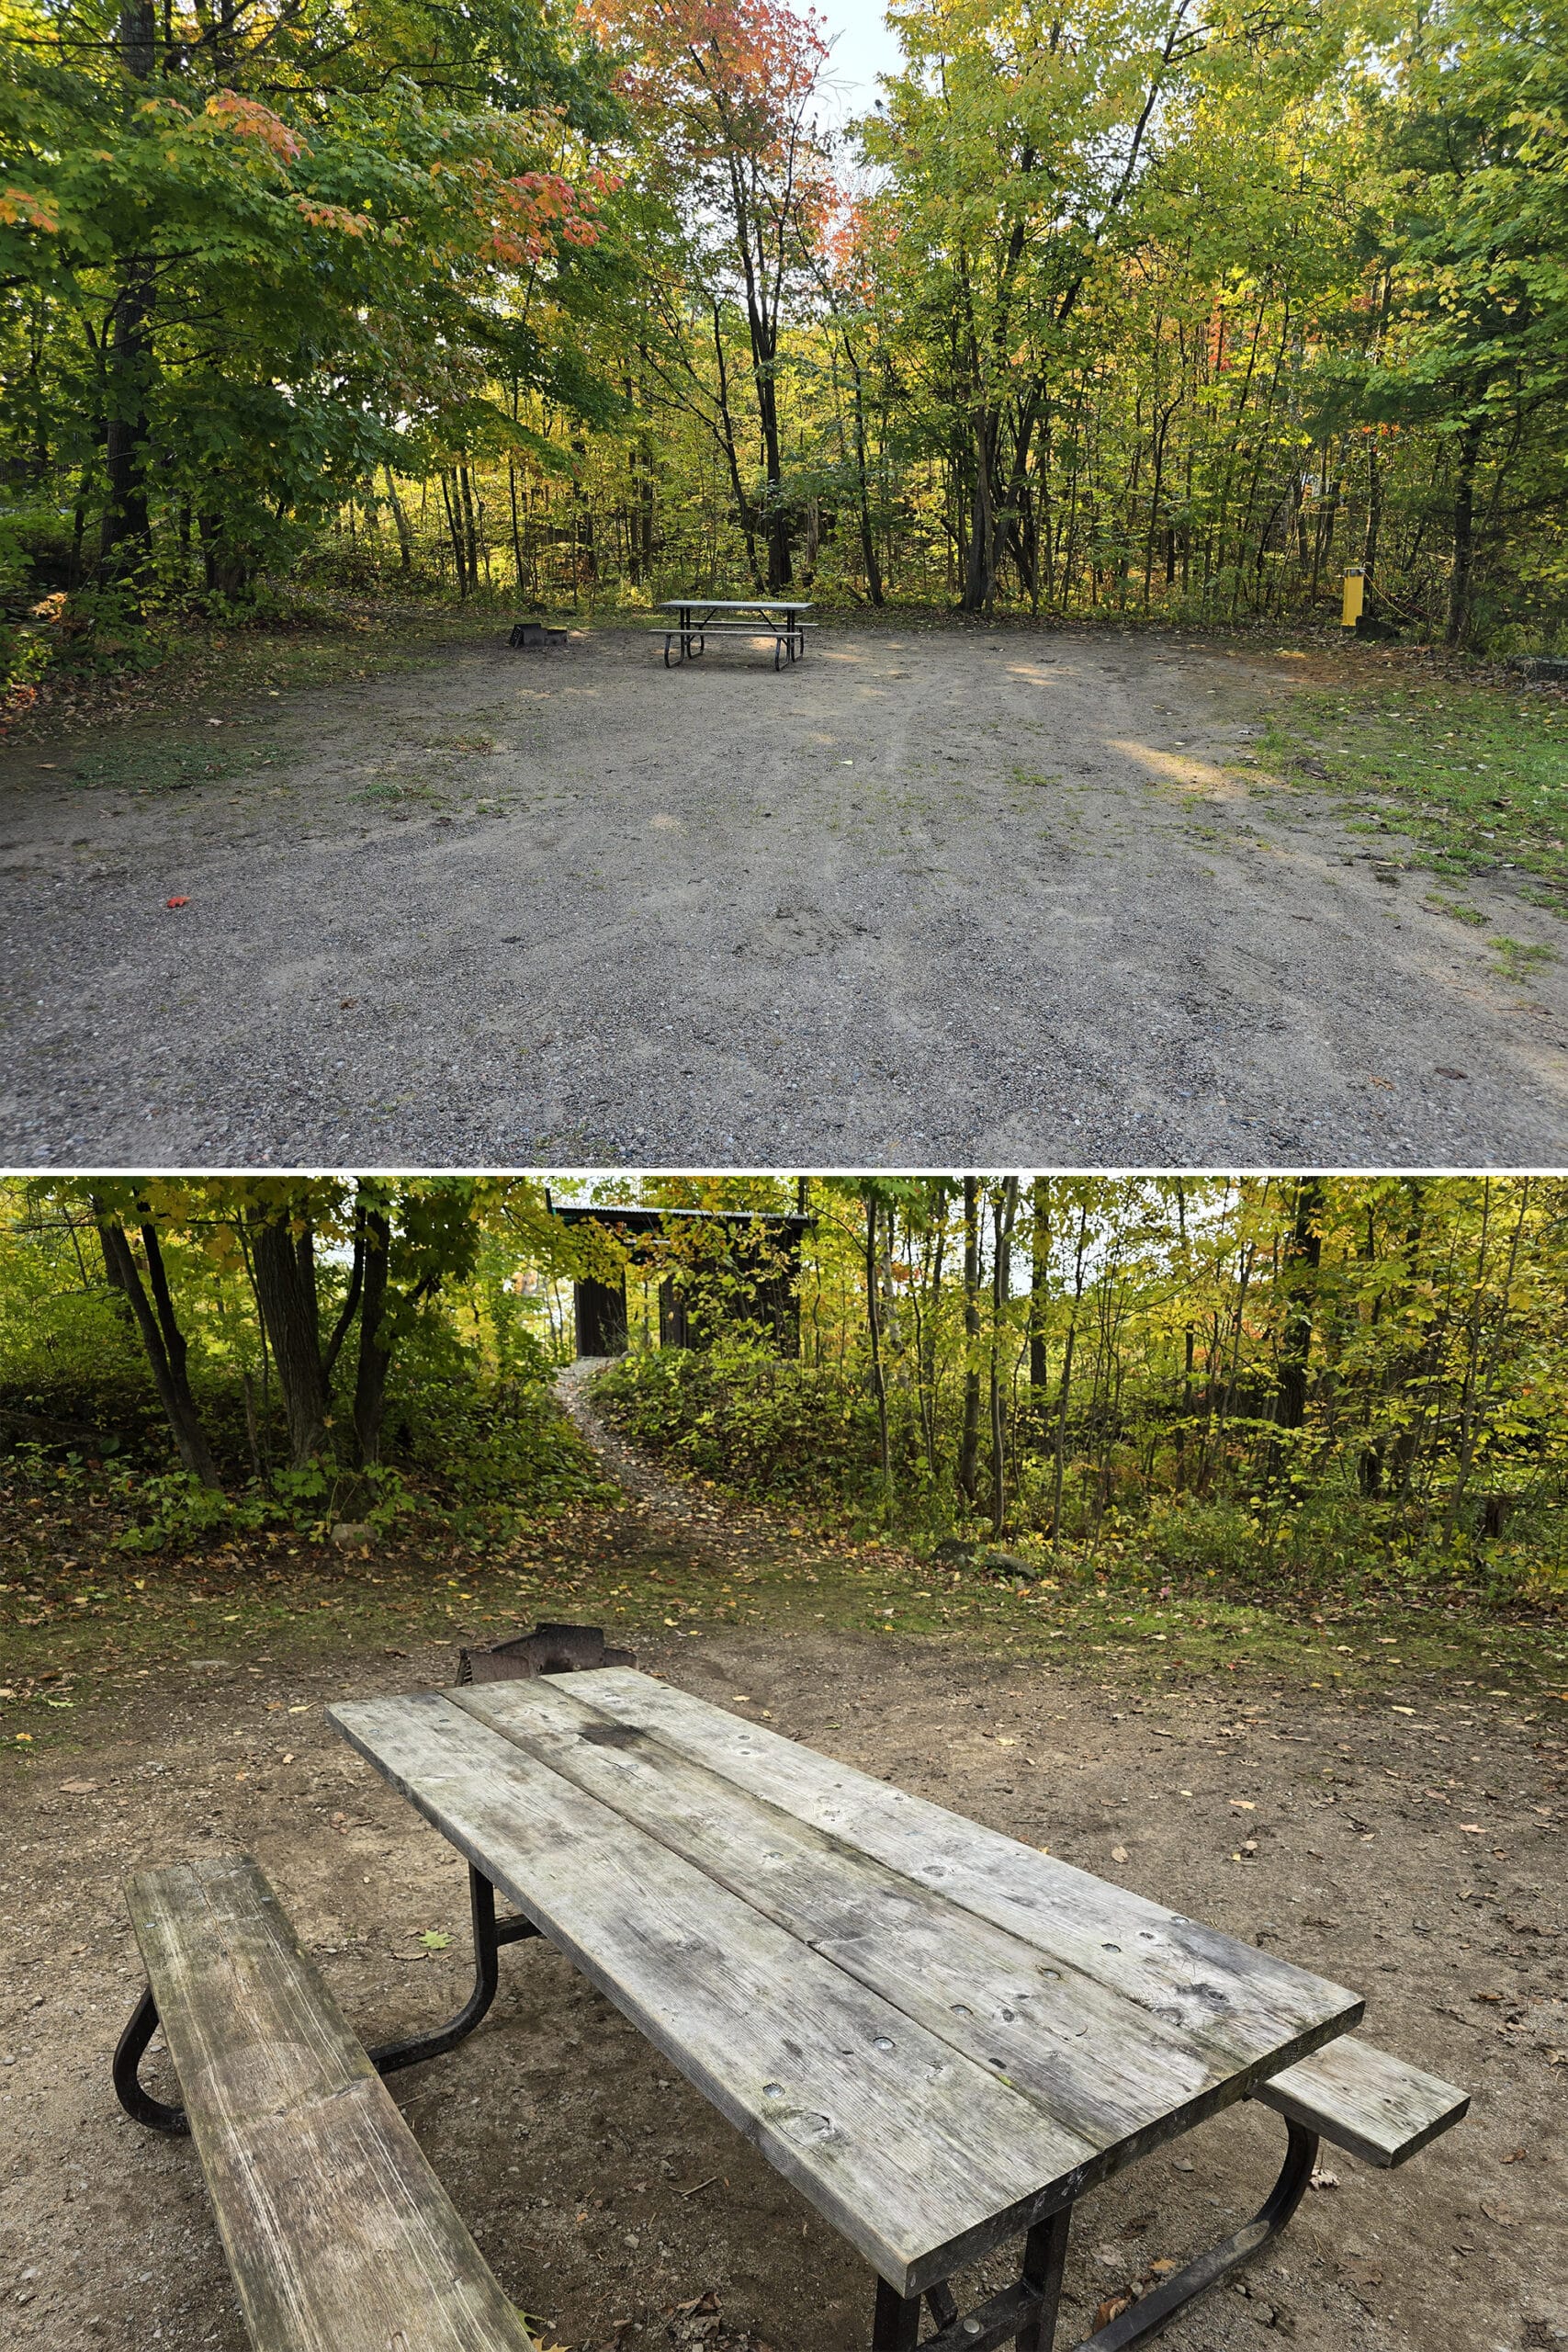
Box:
[2, 621, 1565, 1168]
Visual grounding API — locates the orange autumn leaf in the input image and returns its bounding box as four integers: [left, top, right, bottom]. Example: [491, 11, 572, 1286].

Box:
[205, 89, 309, 164]
[0, 187, 60, 232]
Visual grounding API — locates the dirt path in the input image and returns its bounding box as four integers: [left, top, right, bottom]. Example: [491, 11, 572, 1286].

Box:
[2, 1385, 1563, 2352]
[554, 1358, 799, 1575]
[3, 622, 1564, 1166]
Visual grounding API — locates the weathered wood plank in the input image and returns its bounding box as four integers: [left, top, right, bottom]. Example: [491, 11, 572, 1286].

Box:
[451, 1677, 1349, 2173]
[566, 1670, 1361, 2068]
[328, 1690, 1099, 2293]
[125, 1857, 536, 2352]
[1251, 2037, 1469, 2167]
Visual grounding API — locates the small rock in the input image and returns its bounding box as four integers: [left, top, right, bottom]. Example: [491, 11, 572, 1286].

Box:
[331, 1521, 374, 1549]
[980, 1549, 1035, 1577]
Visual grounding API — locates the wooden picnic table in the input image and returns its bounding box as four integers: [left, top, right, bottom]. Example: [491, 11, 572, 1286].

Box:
[326, 1667, 1375, 2352]
[657, 596, 814, 669]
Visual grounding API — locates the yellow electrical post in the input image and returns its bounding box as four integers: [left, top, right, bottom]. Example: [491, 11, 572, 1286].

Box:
[1342, 566, 1365, 628]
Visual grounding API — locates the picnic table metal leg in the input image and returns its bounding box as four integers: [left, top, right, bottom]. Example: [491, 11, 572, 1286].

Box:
[114, 1862, 539, 2132]
[1017, 2206, 1073, 2352]
[113, 1984, 188, 2135]
[873, 2279, 923, 2352]
[870, 2118, 1314, 2352]
[1070, 2118, 1320, 2349]
[876, 2202, 1073, 2352]
[368, 1862, 538, 2078]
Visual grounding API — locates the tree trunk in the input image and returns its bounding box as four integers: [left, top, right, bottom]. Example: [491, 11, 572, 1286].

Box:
[1029, 1179, 1050, 1401]
[249, 1214, 328, 1466]
[864, 1193, 892, 1494]
[849, 356, 885, 605]
[710, 301, 764, 593]
[457, 463, 483, 589]
[963, 417, 998, 612]
[1050, 1202, 1091, 1544]
[94, 1204, 222, 1487]
[752, 334, 793, 592]
[100, 267, 153, 577]
[99, 4, 158, 579]
[957, 1178, 983, 1505]
[1361, 438, 1382, 616]
[440, 471, 468, 595]
[353, 1206, 393, 1467]
[1275, 1176, 1324, 1437]
[988, 1178, 1019, 1536]
[1445, 418, 1484, 647]
[383, 468, 414, 571]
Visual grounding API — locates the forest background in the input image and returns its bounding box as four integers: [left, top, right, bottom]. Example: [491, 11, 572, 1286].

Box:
[2, 1170, 1564, 1597]
[6, 1172, 1564, 1750]
[4, 0, 1568, 723]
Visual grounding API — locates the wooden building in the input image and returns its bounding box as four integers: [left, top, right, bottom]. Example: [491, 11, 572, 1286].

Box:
[544, 1195, 812, 1360]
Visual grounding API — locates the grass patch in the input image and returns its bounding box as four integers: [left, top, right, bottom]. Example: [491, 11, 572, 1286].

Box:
[1, 596, 510, 752]
[355, 780, 446, 806]
[1258, 671, 1568, 910]
[1489, 933, 1560, 982]
[6, 1460, 1565, 1767]
[6, 1515, 1564, 1768]
[1423, 892, 1488, 926]
[69, 738, 287, 794]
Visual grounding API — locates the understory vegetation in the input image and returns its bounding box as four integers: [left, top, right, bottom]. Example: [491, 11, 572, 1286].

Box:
[5, 0, 1568, 723]
[591, 1175, 1568, 1613]
[1258, 667, 1568, 916]
[0, 1178, 607, 1548]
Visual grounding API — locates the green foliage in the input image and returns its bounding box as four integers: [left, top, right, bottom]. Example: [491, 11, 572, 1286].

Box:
[383, 1312, 606, 1520]
[594, 1339, 880, 1502]
[593, 1174, 1568, 1615]
[108, 1460, 414, 1553]
[0, 0, 627, 667]
[0, 1179, 603, 1548]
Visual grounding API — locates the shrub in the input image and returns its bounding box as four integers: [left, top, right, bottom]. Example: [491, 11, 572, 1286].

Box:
[592, 1341, 879, 1504]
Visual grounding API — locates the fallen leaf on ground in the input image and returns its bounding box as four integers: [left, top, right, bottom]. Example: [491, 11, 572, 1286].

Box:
[1308, 2167, 1339, 2190]
[1111, 1845, 1129, 1863]
[164, 896, 189, 909]
[1092, 2296, 1134, 2331]
[58, 1778, 97, 1793]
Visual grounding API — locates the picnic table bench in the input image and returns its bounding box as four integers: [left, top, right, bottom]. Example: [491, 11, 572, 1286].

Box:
[658, 597, 815, 670]
[117, 1857, 536, 2352]
[116, 1664, 1468, 2352]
